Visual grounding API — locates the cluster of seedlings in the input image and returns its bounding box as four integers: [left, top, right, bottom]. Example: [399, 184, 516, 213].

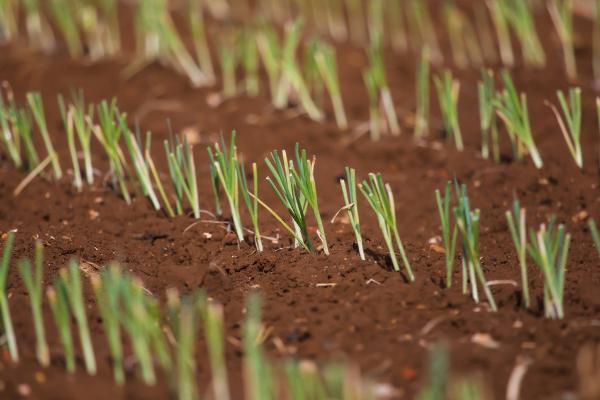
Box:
[1, 1, 600, 159]
[0, 232, 499, 400]
[2, 84, 599, 318]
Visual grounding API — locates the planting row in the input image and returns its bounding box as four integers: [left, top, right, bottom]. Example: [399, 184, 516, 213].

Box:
[1, 89, 600, 317]
[0, 232, 496, 399]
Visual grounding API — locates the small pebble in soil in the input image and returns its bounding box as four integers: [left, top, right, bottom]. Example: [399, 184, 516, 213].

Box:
[17, 383, 31, 397]
[34, 372, 45, 384]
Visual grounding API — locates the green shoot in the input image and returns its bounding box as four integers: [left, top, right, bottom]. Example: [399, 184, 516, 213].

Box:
[359, 173, 414, 280]
[478, 69, 500, 162]
[367, 0, 384, 45]
[200, 298, 231, 400]
[444, 1, 469, 68]
[292, 145, 329, 255]
[238, 162, 263, 252]
[208, 132, 244, 242]
[59, 260, 96, 374]
[503, 0, 546, 67]
[415, 49, 430, 139]
[23, 0, 55, 52]
[454, 184, 497, 311]
[94, 99, 131, 204]
[487, 0, 514, 66]
[242, 29, 260, 97]
[68, 91, 94, 185]
[339, 167, 365, 260]
[165, 136, 200, 219]
[373, 42, 399, 136]
[14, 106, 40, 170]
[505, 198, 530, 308]
[527, 219, 571, 319]
[0, 232, 17, 361]
[120, 276, 157, 385]
[145, 147, 176, 218]
[91, 265, 125, 385]
[58, 97, 82, 191]
[548, 0, 576, 81]
[387, 0, 408, 52]
[121, 123, 161, 210]
[27, 92, 62, 179]
[495, 71, 543, 169]
[18, 240, 49, 366]
[167, 290, 199, 400]
[363, 68, 381, 141]
[408, 0, 442, 63]
[474, 3, 498, 64]
[219, 31, 239, 98]
[345, 0, 366, 45]
[433, 70, 464, 151]
[257, 25, 282, 104]
[264, 149, 312, 251]
[435, 182, 458, 288]
[243, 293, 273, 400]
[49, 0, 83, 58]
[546, 87, 582, 168]
[97, 0, 121, 56]
[46, 284, 75, 373]
[0, 89, 22, 168]
[0, 0, 18, 41]
[589, 218, 600, 259]
[188, 0, 216, 85]
[416, 341, 448, 400]
[314, 41, 347, 130]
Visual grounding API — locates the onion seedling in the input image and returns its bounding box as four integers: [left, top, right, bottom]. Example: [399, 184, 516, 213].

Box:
[433, 70, 464, 151]
[257, 25, 282, 104]
[443, 1, 484, 68]
[59, 260, 96, 374]
[291, 145, 329, 255]
[487, 0, 514, 66]
[363, 68, 381, 141]
[359, 173, 414, 280]
[367, 0, 384, 45]
[264, 149, 312, 252]
[46, 284, 75, 373]
[478, 69, 500, 162]
[18, 240, 49, 366]
[414, 49, 430, 139]
[97, 0, 120, 55]
[345, 0, 366, 45]
[363, 42, 400, 139]
[27, 92, 62, 179]
[120, 276, 158, 384]
[188, 0, 215, 85]
[0, 232, 17, 361]
[165, 136, 200, 219]
[121, 123, 161, 210]
[14, 106, 40, 170]
[313, 41, 347, 129]
[208, 132, 244, 242]
[338, 167, 365, 260]
[474, 3, 498, 64]
[23, 0, 55, 52]
[238, 162, 263, 252]
[219, 31, 239, 98]
[548, 0, 576, 81]
[325, 0, 347, 41]
[95, 99, 131, 204]
[0, 0, 18, 41]
[66, 91, 94, 185]
[167, 290, 199, 400]
[91, 265, 124, 385]
[200, 297, 231, 400]
[435, 181, 458, 288]
[58, 97, 83, 191]
[145, 146, 175, 218]
[589, 218, 600, 259]
[386, 0, 407, 52]
[243, 293, 274, 400]
[275, 20, 323, 122]
[242, 29, 260, 97]
[454, 184, 497, 311]
[495, 71, 543, 169]
[49, 0, 83, 58]
[0, 89, 21, 168]
[546, 87, 582, 168]
[408, 0, 442, 63]
[527, 219, 571, 319]
[503, 0, 546, 67]
[505, 198, 530, 308]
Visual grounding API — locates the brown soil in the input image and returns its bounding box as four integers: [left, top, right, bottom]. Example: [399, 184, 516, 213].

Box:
[1, 3, 600, 400]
